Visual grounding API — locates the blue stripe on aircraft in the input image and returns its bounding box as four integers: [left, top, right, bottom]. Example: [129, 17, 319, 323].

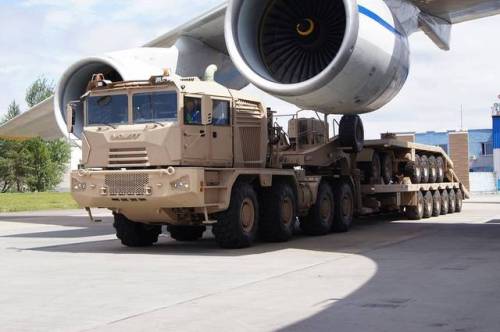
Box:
[358, 5, 402, 36]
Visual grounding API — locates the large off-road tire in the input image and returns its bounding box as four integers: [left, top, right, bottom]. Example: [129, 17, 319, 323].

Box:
[361, 152, 381, 184]
[381, 153, 394, 185]
[332, 181, 354, 233]
[167, 225, 206, 242]
[259, 180, 297, 242]
[406, 191, 424, 220]
[428, 156, 437, 184]
[455, 189, 464, 213]
[300, 182, 335, 236]
[436, 156, 445, 183]
[213, 182, 259, 249]
[113, 213, 162, 247]
[448, 189, 456, 214]
[440, 190, 449, 215]
[405, 156, 421, 184]
[339, 115, 364, 153]
[420, 155, 430, 184]
[423, 191, 433, 219]
[432, 191, 441, 217]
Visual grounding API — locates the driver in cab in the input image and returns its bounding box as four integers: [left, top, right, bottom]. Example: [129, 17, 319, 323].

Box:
[184, 98, 201, 124]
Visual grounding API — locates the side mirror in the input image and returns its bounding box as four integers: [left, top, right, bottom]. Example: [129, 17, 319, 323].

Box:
[201, 95, 213, 125]
[66, 101, 81, 134]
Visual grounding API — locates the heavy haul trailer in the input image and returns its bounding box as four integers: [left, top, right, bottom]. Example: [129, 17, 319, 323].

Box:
[69, 72, 467, 249]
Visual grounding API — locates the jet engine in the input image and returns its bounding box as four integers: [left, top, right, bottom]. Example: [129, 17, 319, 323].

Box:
[225, 0, 410, 114]
[55, 38, 247, 139]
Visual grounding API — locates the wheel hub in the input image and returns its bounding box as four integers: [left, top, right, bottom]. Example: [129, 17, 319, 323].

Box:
[281, 197, 294, 225]
[240, 198, 255, 233]
[319, 195, 332, 221]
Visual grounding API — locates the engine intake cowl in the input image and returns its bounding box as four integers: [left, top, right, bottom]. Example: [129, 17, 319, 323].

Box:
[225, 0, 410, 114]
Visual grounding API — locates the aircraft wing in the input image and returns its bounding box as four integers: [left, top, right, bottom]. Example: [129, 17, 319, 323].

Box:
[0, 97, 64, 140]
[144, 0, 499, 52]
[144, 3, 228, 53]
[408, 0, 500, 24]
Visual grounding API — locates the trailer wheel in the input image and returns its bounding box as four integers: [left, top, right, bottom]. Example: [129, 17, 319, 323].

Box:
[300, 182, 335, 236]
[455, 189, 464, 213]
[167, 225, 206, 242]
[405, 156, 421, 184]
[260, 181, 297, 242]
[420, 155, 430, 184]
[406, 191, 424, 220]
[381, 153, 393, 185]
[436, 156, 445, 183]
[448, 189, 456, 213]
[440, 190, 449, 215]
[423, 191, 433, 219]
[339, 115, 364, 153]
[428, 156, 437, 183]
[213, 182, 259, 249]
[332, 181, 354, 233]
[362, 152, 381, 184]
[113, 213, 162, 247]
[432, 191, 441, 217]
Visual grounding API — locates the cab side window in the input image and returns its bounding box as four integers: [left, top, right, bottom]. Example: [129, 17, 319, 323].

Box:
[213, 100, 230, 126]
[184, 97, 202, 125]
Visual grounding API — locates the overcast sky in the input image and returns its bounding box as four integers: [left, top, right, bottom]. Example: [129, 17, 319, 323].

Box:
[0, 0, 499, 138]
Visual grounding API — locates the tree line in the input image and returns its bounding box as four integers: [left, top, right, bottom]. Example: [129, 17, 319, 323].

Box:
[0, 77, 71, 193]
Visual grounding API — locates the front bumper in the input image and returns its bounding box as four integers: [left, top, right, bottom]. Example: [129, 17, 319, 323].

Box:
[71, 168, 210, 223]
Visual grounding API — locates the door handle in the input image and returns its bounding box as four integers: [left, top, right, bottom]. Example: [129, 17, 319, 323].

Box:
[213, 132, 218, 138]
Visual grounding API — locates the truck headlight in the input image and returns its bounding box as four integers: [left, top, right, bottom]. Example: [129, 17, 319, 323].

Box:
[72, 178, 87, 192]
[170, 176, 190, 191]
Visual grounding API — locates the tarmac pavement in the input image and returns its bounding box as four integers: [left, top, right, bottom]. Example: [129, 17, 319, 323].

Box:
[1, 195, 500, 332]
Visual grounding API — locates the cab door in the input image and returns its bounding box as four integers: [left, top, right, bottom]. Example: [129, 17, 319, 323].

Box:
[209, 98, 233, 167]
[182, 95, 209, 164]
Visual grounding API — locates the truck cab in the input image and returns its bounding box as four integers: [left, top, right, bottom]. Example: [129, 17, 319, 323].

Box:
[77, 75, 265, 169]
[70, 73, 269, 226]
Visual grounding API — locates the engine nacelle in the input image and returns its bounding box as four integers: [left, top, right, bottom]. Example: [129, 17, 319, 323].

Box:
[55, 39, 248, 139]
[225, 0, 410, 114]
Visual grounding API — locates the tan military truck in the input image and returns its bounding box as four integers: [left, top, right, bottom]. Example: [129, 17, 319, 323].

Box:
[68, 71, 468, 249]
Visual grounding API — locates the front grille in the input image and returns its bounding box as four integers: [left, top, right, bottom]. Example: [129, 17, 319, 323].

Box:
[108, 147, 149, 167]
[105, 173, 149, 196]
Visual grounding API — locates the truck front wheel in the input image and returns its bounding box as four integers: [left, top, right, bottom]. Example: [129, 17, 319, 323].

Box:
[167, 225, 206, 242]
[113, 213, 162, 247]
[300, 182, 335, 236]
[213, 183, 259, 249]
[260, 181, 297, 242]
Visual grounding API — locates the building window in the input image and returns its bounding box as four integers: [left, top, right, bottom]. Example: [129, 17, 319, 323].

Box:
[437, 144, 448, 154]
[481, 142, 493, 156]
